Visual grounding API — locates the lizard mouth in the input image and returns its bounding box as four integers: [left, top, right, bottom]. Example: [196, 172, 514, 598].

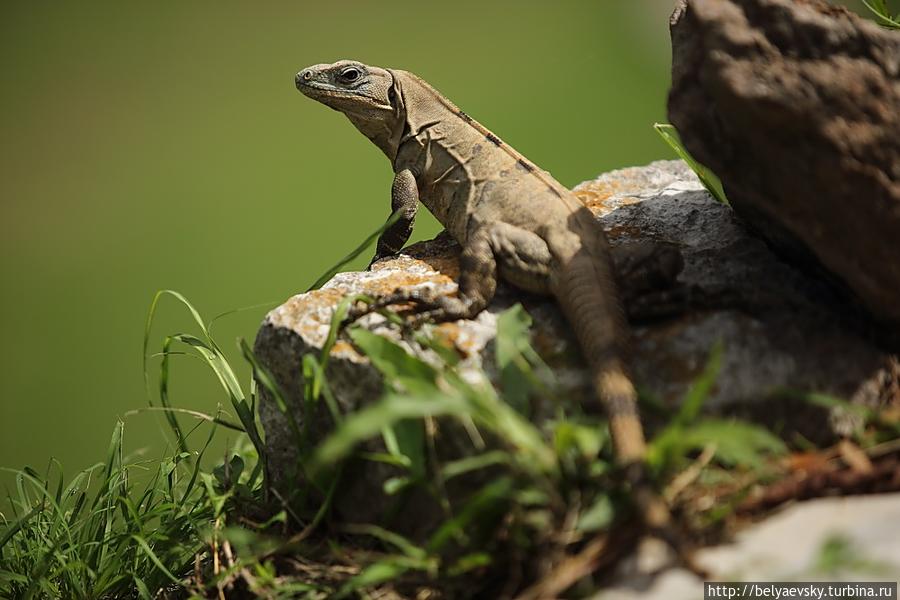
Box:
[294, 77, 345, 97]
[296, 80, 387, 108]
[295, 74, 315, 93]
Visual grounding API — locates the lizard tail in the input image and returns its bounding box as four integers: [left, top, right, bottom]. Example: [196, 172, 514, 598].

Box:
[546, 217, 646, 464]
[547, 213, 674, 532]
[549, 222, 675, 531]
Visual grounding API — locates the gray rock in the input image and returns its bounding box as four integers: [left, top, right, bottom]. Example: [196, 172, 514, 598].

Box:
[597, 493, 900, 600]
[254, 160, 897, 529]
[668, 0, 900, 332]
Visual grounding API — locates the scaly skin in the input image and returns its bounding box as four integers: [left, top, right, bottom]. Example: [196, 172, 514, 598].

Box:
[295, 60, 670, 531]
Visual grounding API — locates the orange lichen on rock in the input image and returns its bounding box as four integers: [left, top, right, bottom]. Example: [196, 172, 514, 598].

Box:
[375, 246, 462, 281]
[433, 322, 478, 358]
[574, 174, 642, 215]
[360, 270, 454, 297]
[330, 340, 357, 356]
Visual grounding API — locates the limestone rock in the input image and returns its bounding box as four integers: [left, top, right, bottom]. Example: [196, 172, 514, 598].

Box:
[667, 0, 900, 332]
[254, 160, 897, 529]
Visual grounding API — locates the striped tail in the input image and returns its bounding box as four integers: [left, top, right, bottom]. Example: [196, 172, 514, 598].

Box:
[549, 226, 647, 463]
[548, 217, 672, 530]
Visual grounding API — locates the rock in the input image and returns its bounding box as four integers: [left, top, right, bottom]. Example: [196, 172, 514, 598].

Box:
[667, 0, 900, 332]
[254, 160, 897, 531]
[597, 492, 900, 599]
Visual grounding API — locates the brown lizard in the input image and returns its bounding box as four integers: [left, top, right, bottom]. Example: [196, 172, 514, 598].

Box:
[295, 60, 671, 533]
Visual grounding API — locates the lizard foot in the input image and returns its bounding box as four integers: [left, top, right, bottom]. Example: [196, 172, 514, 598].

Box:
[345, 286, 478, 331]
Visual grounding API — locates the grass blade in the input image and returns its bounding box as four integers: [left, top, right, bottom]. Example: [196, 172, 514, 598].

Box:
[143, 289, 212, 398]
[654, 123, 728, 205]
[123, 406, 244, 433]
[159, 336, 188, 453]
[312, 392, 469, 468]
[862, 0, 900, 28]
[307, 208, 404, 291]
[131, 535, 181, 584]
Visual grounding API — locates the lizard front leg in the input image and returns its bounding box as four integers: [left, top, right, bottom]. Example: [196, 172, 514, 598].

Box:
[370, 169, 419, 267]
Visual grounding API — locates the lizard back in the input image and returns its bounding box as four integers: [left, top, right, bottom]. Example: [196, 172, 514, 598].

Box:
[390, 70, 585, 244]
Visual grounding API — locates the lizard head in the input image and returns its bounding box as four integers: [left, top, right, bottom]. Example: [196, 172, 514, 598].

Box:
[296, 60, 405, 158]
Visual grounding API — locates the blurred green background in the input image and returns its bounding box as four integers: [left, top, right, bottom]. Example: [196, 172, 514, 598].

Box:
[0, 1, 869, 489]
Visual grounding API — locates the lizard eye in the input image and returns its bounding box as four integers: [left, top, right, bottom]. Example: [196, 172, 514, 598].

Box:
[339, 67, 361, 83]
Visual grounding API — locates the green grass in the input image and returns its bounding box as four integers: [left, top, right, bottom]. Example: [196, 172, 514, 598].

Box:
[0, 422, 224, 598]
[654, 123, 729, 205]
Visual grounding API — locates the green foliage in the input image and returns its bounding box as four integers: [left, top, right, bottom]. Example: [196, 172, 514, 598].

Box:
[495, 304, 554, 413]
[862, 0, 900, 28]
[312, 310, 559, 481]
[576, 494, 615, 533]
[0, 423, 220, 598]
[144, 290, 266, 465]
[648, 342, 787, 475]
[654, 123, 729, 205]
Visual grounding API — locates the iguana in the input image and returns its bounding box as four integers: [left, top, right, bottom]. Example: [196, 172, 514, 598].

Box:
[295, 60, 671, 532]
